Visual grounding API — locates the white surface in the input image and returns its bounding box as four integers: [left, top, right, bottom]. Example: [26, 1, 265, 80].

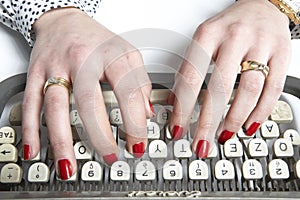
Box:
[0, 0, 299, 82]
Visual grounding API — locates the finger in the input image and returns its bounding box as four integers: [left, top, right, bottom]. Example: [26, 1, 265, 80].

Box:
[217, 45, 269, 144]
[169, 39, 211, 141]
[126, 50, 154, 118]
[22, 67, 45, 160]
[107, 55, 149, 158]
[43, 75, 76, 180]
[191, 39, 246, 158]
[73, 63, 119, 165]
[244, 42, 292, 132]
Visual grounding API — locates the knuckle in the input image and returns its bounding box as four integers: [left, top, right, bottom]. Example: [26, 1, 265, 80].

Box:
[28, 62, 45, 75]
[183, 70, 202, 87]
[225, 115, 244, 130]
[44, 94, 66, 114]
[127, 90, 142, 107]
[74, 90, 97, 111]
[50, 141, 70, 154]
[195, 22, 219, 40]
[240, 77, 264, 95]
[67, 43, 88, 64]
[268, 80, 285, 94]
[198, 121, 214, 131]
[209, 75, 233, 98]
[227, 23, 249, 39]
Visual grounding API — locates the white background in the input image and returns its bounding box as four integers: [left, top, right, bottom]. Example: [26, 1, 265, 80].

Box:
[0, 0, 299, 82]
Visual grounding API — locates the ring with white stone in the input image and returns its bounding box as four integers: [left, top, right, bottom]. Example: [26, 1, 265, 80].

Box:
[43, 77, 72, 95]
[241, 60, 269, 78]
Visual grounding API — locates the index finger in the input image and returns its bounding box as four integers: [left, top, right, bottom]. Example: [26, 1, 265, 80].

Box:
[169, 39, 211, 140]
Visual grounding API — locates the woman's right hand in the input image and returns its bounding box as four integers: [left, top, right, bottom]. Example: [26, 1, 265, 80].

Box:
[22, 8, 153, 180]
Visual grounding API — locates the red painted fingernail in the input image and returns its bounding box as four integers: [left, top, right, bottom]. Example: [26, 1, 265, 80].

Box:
[133, 142, 145, 158]
[196, 140, 210, 158]
[246, 122, 261, 136]
[218, 130, 235, 145]
[58, 159, 72, 180]
[103, 153, 118, 165]
[23, 144, 31, 160]
[172, 125, 183, 140]
[148, 100, 156, 116]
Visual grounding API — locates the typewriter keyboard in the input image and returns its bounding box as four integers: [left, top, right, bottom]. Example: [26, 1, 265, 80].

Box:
[0, 74, 300, 199]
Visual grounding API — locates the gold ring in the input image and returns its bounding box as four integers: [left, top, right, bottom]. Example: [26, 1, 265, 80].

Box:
[43, 77, 72, 95]
[241, 60, 269, 78]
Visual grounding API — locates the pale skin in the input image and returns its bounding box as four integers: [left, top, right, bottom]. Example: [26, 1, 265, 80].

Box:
[22, 0, 292, 179]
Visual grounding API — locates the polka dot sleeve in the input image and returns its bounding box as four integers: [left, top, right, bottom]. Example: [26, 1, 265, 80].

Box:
[291, 25, 300, 39]
[0, 0, 100, 46]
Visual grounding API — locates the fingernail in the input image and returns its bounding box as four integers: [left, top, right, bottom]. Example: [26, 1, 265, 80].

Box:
[103, 153, 118, 165]
[132, 142, 145, 158]
[58, 159, 72, 180]
[148, 100, 156, 116]
[246, 122, 261, 136]
[196, 140, 210, 158]
[172, 125, 183, 140]
[218, 130, 235, 145]
[23, 144, 31, 160]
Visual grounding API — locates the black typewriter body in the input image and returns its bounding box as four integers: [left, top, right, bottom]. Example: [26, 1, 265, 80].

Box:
[0, 73, 299, 199]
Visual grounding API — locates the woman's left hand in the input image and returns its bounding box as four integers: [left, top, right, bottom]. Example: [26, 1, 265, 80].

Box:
[168, 0, 292, 158]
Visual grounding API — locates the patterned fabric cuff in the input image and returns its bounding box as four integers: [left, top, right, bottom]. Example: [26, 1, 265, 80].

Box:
[14, 0, 99, 46]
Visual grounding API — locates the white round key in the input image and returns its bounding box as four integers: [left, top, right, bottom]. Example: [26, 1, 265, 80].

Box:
[74, 141, 93, 160]
[163, 160, 183, 180]
[70, 110, 82, 126]
[149, 140, 167, 158]
[81, 161, 102, 181]
[156, 108, 172, 125]
[224, 139, 243, 158]
[261, 120, 279, 138]
[268, 159, 289, 179]
[248, 138, 268, 158]
[0, 163, 23, 183]
[109, 108, 123, 125]
[189, 160, 209, 180]
[147, 121, 160, 139]
[28, 162, 50, 182]
[173, 139, 192, 158]
[111, 161, 130, 181]
[283, 129, 300, 145]
[0, 143, 18, 162]
[242, 159, 263, 180]
[273, 138, 294, 157]
[215, 160, 235, 180]
[0, 126, 16, 144]
[135, 161, 156, 181]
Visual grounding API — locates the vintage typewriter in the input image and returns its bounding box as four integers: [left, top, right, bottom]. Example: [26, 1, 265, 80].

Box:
[0, 72, 299, 199]
[1, 0, 300, 197]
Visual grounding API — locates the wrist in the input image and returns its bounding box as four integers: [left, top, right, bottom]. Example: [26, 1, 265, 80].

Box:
[33, 8, 86, 35]
[269, 0, 300, 24]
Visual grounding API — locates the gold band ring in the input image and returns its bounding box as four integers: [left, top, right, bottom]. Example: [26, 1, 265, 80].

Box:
[43, 77, 72, 95]
[241, 60, 269, 78]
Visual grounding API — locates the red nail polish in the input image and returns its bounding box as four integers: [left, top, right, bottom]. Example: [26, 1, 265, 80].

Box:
[172, 125, 183, 140]
[58, 159, 72, 180]
[103, 153, 118, 165]
[196, 140, 210, 158]
[23, 144, 31, 160]
[148, 100, 156, 115]
[218, 130, 235, 145]
[132, 142, 145, 158]
[246, 122, 261, 136]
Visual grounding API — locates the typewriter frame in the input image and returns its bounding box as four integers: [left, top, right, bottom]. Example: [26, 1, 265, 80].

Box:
[0, 73, 299, 199]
